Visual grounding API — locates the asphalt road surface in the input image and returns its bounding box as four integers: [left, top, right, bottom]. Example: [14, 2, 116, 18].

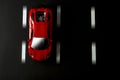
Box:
[0, 0, 105, 80]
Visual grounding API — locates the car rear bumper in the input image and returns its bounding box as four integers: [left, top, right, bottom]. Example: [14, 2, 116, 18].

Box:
[28, 40, 52, 61]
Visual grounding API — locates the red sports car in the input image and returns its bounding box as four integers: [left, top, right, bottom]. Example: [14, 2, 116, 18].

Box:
[28, 7, 52, 61]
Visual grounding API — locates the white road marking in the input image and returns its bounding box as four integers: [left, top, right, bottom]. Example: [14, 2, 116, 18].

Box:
[21, 41, 26, 63]
[22, 6, 27, 28]
[57, 5, 61, 27]
[91, 7, 95, 29]
[56, 5, 61, 64]
[56, 42, 60, 64]
[92, 42, 96, 64]
[21, 6, 27, 63]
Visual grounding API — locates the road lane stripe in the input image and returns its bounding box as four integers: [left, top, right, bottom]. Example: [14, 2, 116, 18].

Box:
[22, 6, 27, 28]
[21, 41, 26, 63]
[56, 42, 60, 64]
[92, 42, 96, 64]
[57, 5, 61, 27]
[91, 7, 95, 29]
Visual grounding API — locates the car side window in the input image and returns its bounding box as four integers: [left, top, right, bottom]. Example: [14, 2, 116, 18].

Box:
[31, 30, 33, 39]
[31, 13, 34, 21]
[48, 13, 50, 21]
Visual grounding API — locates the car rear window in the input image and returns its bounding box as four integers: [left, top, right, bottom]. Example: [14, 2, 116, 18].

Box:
[31, 38, 49, 50]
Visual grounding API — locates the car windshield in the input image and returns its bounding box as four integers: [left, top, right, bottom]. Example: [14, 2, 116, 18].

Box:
[31, 37, 49, 50]
[36, 11, 46, 22]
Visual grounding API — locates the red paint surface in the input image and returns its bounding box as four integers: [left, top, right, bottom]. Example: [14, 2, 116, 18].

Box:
[28, 8, 52, 61]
